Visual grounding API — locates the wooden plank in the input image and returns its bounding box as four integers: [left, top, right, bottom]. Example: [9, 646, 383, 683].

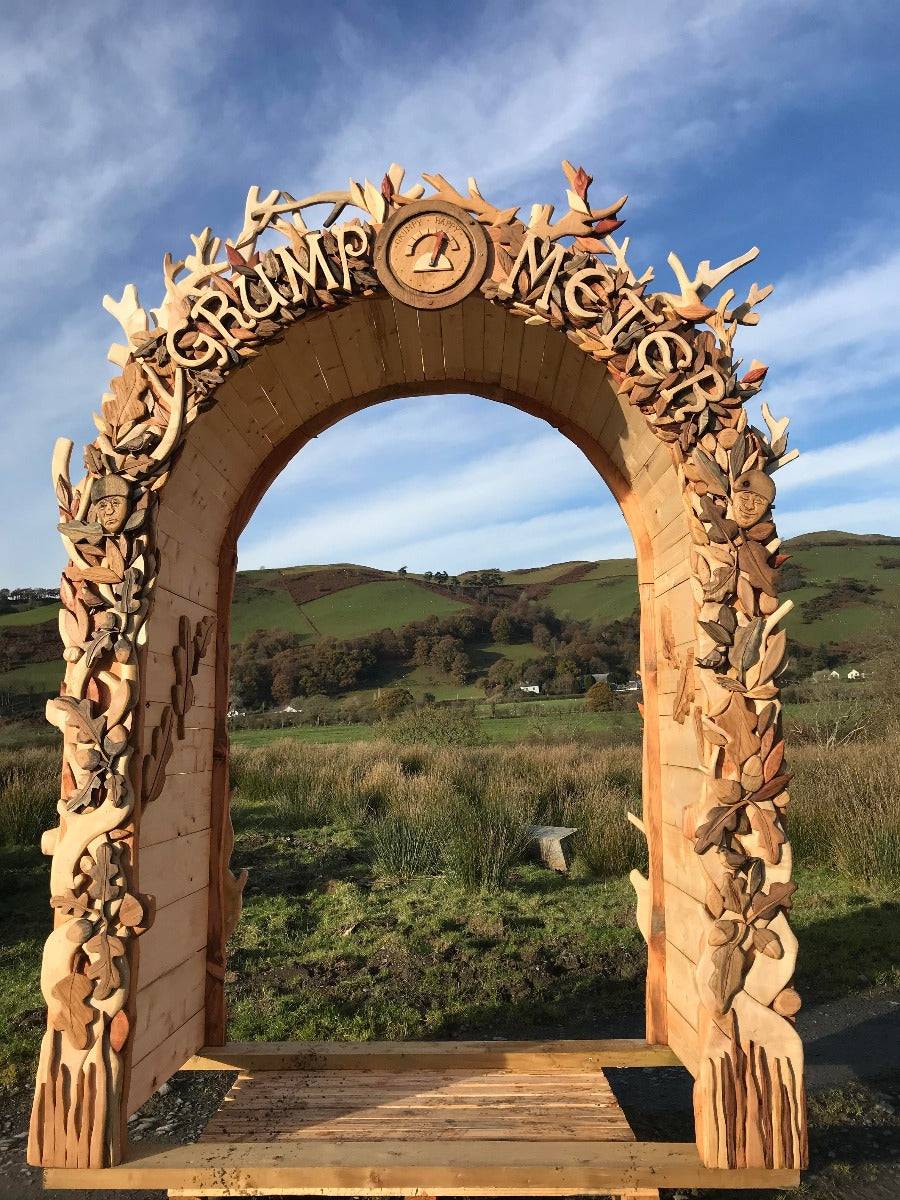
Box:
[548, 342, 587, 423]
[664, 941, 702, 1026]
[45, 1139, 800, 1192]
[127, 1008, 205, 1117]
[480, 299, 506, 387]
[665, 1004, 700, 1078]
[392, 297, 425, 382]
[263, 321, 333, 419]
[138, 888, 209, 989]
[140, 771, 211, 849]
[417, 308, 447, 382]
[498, 308, 524, 393]
[225, 355, 286, 441]
[139, 828, 210, 912]
[132, 948, 206, 1064]
[440, 301, 466, 382]
[370, 293, 406, 385]
[305, 314, 353, 402]
[533, 326, 566, 407]
[153, 533, 219, 610]
[328, 301, 388, 398]
[659, 764, 705, 827]
[461, 295, 485, 382]
[659, 714, 701, 770]
[185, 1040, 681, 1073]
[568, 357, 613, 433]
[661, 820, 707, 904]
[245, 347, 306, 434]
[212, 377, 275, 461]
[201, 1068, 633, 1143]
[188, 398, 259, 484]
[515, 321, 549, 398]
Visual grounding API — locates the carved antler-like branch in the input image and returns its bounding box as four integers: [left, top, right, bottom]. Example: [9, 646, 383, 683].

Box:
[421, 172, 519, 226]
[658, 247, 763, 317]
[525, 162, 627, 243]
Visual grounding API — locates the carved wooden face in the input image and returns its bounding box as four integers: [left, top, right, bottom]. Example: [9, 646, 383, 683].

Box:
[93, 494, 129, 535]
[732, 470, 775, 530]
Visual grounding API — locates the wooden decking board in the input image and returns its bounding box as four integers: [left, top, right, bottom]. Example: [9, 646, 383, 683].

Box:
[184, 1037, 681, 1072]
[200, 1069, 634, 1144]
[44, 1137, 802, 1192]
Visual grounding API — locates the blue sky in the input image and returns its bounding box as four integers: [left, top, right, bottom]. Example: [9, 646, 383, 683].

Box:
[2, 0, 898, 585]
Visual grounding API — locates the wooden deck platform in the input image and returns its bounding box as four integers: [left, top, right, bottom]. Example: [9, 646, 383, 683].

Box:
[43, 1042, 801, 1195]
[199, 1067, 636, 1144]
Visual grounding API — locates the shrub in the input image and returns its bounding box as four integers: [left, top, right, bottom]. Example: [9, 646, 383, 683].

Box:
[384, 705, 484, 747]
[374, 688, 414, 720]
[585, 681, 615, 711]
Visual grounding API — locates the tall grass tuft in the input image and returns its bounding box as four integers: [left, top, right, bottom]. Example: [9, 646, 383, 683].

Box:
[370, 815, 441, 879]
[789, 736, 900, 883]
[0, 747, 59, 847]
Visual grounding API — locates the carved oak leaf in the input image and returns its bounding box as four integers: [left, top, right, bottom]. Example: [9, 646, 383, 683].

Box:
[142, 706, 175, 805]
[694, 804, 742, 855]
[710, 936, 750, 1015]
[50, 889, 92, 919]
[748, 880, 796, 924]
[83, 931, 125, 1001]
[103, 361, 148, 447]
[50, 972, 94, 1050]
[715, 692, 761, 765]
[87, 842, 119, 906]
[49, 695, 105, 746]
[748, 802, 785, 864]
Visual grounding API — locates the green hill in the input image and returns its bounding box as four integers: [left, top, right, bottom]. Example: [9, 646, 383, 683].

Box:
[1, 532, 896, 710]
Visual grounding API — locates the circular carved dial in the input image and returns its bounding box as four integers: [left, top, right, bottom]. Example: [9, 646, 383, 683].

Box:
[375, 200, 490, 310]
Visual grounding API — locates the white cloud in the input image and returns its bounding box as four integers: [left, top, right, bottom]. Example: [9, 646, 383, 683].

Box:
[269, 393, 538, 493]
[775, 424, 900, 493]
[0, 3, 238, 327]
[359, 506, 635, 576]
[301, 0, 871, 207]
[778, 496, 900, 540]
[241, 431, 616, 571]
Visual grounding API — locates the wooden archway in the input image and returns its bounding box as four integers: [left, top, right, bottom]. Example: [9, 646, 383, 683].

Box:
[31, 163, 806, 1190]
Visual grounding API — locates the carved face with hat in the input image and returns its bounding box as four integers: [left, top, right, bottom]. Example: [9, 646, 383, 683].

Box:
[732, 469, 775, 530]
[90, 475, 131, 535]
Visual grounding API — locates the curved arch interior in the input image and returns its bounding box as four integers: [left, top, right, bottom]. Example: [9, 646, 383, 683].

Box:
[133, 295, 698, 1115]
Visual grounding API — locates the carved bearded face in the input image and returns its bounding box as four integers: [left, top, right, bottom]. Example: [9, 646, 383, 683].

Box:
[90, 477, 131, 535]
[732, 470, 775, 530]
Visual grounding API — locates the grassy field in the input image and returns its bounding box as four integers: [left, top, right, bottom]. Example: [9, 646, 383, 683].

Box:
[0, 660, 62, 694]
[0, 604, 58, 628]
[1, 727, 898, 1093]
[230, 586, 315, 643]
[543, 575, 639, 624]
[231, 706, 643, 748]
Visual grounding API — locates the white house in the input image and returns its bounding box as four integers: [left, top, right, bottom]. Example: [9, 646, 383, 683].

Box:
[519, 683, 541, 694]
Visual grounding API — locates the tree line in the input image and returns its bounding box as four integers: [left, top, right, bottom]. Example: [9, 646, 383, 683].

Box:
[230, 598, 639, 710]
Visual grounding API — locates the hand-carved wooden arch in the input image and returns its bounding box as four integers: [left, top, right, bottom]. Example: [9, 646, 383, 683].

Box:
[31, 162, 806, 1185]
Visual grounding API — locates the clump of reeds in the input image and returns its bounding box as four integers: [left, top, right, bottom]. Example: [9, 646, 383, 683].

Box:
[0, 747, 59, 847]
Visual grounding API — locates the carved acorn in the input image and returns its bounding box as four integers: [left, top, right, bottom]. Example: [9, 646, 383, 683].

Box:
[732, 468, 775, 529]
